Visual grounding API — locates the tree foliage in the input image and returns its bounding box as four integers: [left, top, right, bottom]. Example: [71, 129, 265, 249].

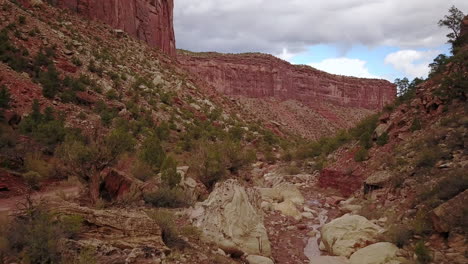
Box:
[438, 6, 465, 45]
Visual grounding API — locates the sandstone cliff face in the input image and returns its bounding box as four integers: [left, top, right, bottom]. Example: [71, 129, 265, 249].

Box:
[48, 0, 176, 56]
[178, 52, 396, 110]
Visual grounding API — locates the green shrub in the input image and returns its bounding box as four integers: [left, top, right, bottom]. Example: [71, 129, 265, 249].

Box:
[376, 132, 389, 146]
[161, 155, 181, 188]
[414, 241, 432, 264]
[350, 114, 379, 140]
[354, 147, 368, 162]
[139, 136, 166, 171]
[147, 209, 186, 249]
[144, 187, 188, 208]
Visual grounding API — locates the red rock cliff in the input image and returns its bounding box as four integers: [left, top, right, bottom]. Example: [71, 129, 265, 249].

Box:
[178, 52, 396, 110]
[24, 0, 176, 56]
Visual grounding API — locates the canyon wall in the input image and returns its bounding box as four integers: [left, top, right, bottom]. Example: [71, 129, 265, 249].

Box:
[24, 0, 176, 56]
[178, 52, 396, 110]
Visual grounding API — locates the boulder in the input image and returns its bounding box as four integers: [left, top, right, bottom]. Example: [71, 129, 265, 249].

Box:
[258, 183, 304, 219]
[273, 200, 302, 220]
[53, 202, 168, 263]
[246, 255, 274, 264]
[321, 214, 384, 257]
[431, 189, 468, 233]
[349, 242, 402, 264]
[364, 171, 393, 194]
[308, 256, 350, 264]
[178, 166, 208, 202]
[99, 168, 142, 202]
[365, 171, 393, 187]
[190, 179, 271, 256]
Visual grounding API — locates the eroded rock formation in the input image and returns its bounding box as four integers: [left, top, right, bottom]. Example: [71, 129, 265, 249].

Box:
[22, 0, 176, 56]
[178, 52, 396, 110]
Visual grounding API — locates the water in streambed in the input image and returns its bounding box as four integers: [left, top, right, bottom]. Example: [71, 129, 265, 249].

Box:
[304, 199, 329, 260]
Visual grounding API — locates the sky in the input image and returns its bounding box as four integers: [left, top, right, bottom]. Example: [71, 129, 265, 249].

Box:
[174, 0, 468, 81]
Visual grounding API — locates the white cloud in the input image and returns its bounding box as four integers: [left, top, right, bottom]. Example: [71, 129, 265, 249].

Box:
[384, 49, 440, 78]
[275, 48, 297, 62]
[308, 58, 380, 79]
[175, 0, 468, 54]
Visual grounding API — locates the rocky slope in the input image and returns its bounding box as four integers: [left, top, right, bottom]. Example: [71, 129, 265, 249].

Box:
[19, 0, 176, 56]
[178, 51, 396, 139]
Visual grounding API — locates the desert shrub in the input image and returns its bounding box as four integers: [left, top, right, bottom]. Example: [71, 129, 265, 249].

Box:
[22, 171, 42, 190]
[139, 135, 166, 171]
[414, 241, 432, 264]
[147, 209, 186, 249]
[180, 225, 202, 240]
[19, 101, 67, 146]
[105, 89, 118, 100]
[24, 153, 51, 178]
[228, 125, 245, 141]
[384, 224, 413, 248]
[349, 114, 379, 140]
[155, 122, 170, 141]
[224, 141, 255, 173]
[38, 64, 61, 99]
[283, 164, 301, 175]
[416, 147, 442, 168]
[88, 60, 103, 76]
[410, 118, 422, 131]
[0, 85, 11, 120]
[376, 132, 389, 146]
[201, 149, 225, 188]
[5, 202, 82, 263]
[18, 15, 26, 25]
[104, 128, 135, 158]
[160, 155, 181, 188]
[359, 131, 373, 149]
[60, 214, 84, 238]
[412, 209, 432, 235]
[94, 101, 118, 127]
[131, 160, 154, 181]
[0, 29, 29, 73]
[354, 147, 369, 162]
[419, 169, 468, 202]
[71, 56, 82, 66]
[144, 187, 188, 208]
